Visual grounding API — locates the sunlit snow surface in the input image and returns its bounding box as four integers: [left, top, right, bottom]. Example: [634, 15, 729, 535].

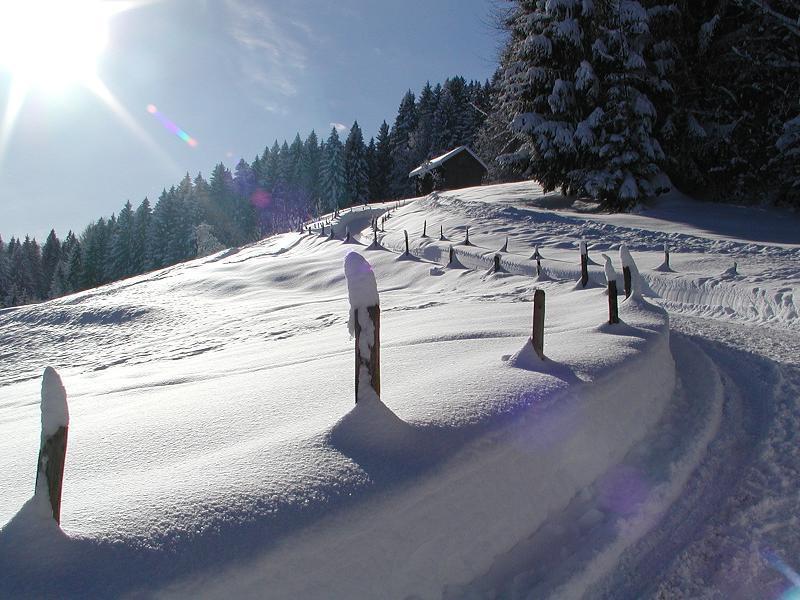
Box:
[1, 183, 799, 598]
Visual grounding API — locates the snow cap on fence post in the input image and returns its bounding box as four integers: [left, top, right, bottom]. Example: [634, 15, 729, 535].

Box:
[344, 252, 380, 403]
[619, 244, 642, 300]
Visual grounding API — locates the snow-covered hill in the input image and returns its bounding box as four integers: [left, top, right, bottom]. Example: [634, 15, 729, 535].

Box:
[1, 182, 799, 599]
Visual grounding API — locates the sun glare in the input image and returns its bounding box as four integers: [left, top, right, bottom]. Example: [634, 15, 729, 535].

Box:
[0, 0, 113, 89]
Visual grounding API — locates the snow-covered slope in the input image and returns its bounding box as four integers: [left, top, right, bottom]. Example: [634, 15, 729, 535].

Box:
[1, 182, 799, 599]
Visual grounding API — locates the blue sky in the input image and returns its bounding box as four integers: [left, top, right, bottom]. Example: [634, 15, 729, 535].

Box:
[0, 0, 502, 241]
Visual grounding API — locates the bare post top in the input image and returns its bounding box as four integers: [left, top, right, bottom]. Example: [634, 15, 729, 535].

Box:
[41, 367, 68, 438]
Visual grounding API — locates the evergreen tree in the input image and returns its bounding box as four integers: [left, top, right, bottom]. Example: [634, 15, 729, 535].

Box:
[7, 237, 25, 305]
[20, 235, 43, 301]
[389, 91, 418, 198]
[371, 121, 392, 200]
[344, 121, 369, 205]
[132, 198, 152, 273]
[321, 127, 346, 211]
[66, 239, 84, 292]
[81, 219, 110, 288]
[110, 200, 135, 279]
[0, 236, 8, 307]
[413, 82, 438, 164]
[208, 163, 237, 246]
[40, 229, 61, 298]
[577, 1, 666, 208]
[303, 130, 322, 213]
[774, 114, 800, 205]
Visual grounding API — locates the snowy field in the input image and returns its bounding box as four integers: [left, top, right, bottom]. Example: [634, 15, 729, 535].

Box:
[1, 182, 799, 599]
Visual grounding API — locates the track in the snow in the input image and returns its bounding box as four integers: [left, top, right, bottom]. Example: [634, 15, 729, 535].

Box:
[590, 316, 799, 599]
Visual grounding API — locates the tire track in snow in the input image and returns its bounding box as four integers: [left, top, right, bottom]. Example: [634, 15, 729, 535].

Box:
[588, 316, 799, 599]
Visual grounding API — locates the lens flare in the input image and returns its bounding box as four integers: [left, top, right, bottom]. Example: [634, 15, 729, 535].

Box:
[146, 104, 198, 148]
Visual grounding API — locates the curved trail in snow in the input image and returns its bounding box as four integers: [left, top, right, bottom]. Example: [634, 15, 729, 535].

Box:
[452, 316, 799, 599]
[593, 316, 800, 599]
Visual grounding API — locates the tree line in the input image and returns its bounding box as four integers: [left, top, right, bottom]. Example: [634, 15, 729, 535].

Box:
[0, 76, 491, 308]
[478, 0, 800, 210]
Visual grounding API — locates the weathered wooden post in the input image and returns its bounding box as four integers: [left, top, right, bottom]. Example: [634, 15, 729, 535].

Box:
[602, 254, 620, 324]
[622, 266, 631, 298]
[345, 253, 380, 403]
[381, 218, 385, 233]
[404, 230, 410, 256]
[464, 227, 471, 246]
[499, 237, 508, 253]
[532, 245, 541, 260]
[449, 245, 454, 264]
[536, 256, 542, 277]
[36, 367, 69, 524]
[493, 254, 502, 273]
[580, 241, 589, 288]
[422, 220, 427, 238]
[532, 289, 545, 359]
[439, 225, 445, 241]
[619, 244, 643, 300]
[663, 243, 670, 270]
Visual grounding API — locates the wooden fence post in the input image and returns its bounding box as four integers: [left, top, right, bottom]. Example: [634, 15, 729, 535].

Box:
[440, 225, 445, 241]
[537, 256, 542, 277]
[623, 266, 631, 299]
[345, 254, 381, 404]
[354, 306, 380, 403]
[449, 245, 454, 264]
[663, 244, 670, 270]
[422, 220, 427, 238]
[404, 230, 410, 256]
[608, 280, 620, 324]
[532, 289, 545, 359]
[36, 367, 69, 525]
[580, 241, 589, 288]
[493, 254, 502, 273]
[464, 227, 471, 246]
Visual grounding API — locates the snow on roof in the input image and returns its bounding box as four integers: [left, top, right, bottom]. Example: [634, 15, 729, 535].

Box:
[408, 146, 489, 178]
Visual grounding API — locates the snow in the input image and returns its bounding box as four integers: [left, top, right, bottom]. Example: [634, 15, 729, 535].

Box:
[1, 180, 799, 598]
[40, 367, 68, 438]
[601, 253, 616, 283]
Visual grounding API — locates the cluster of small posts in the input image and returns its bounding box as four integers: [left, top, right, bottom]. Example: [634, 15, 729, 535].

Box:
[342, 217, 669, 405]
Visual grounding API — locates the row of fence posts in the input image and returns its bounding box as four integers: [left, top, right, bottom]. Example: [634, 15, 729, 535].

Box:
[33, 205, 664, 527]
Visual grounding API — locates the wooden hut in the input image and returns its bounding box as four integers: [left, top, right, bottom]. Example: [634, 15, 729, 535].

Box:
[409, 146, 488, 195]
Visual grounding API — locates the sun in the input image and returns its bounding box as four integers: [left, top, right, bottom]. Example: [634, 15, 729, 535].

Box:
[0, 0, 116, 89]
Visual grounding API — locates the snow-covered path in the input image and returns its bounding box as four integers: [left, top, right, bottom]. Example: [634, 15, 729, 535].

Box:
[1, 182, 799, 598]
[599, 317, 800, 599]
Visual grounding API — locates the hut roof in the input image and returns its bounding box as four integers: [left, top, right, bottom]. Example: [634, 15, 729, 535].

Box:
[408, 146, 489, 178]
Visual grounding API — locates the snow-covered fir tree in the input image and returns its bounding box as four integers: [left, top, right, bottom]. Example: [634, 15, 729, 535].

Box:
[576, 0, 667, 209]
[389, 91, 418, 198]
[344, 121, 369, 205]
[321, 127, 346, 211]
[370, 121, 392, 201]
